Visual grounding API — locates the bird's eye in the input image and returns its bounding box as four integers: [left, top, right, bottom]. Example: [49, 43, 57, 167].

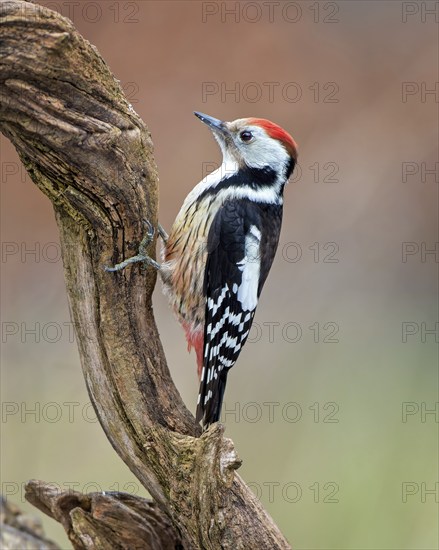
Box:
[240, 131, 253, 142]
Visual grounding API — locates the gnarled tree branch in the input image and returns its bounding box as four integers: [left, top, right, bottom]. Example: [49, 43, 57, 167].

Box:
[0, 1, 291, 548]
[0, 495, 60, 549]
[24, 480, 181, 550]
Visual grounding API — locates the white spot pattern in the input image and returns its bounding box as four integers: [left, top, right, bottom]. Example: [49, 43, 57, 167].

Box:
[199, 275, 258, 413]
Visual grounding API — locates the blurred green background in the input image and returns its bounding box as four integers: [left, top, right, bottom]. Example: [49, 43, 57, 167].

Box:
[1, 1, 438, 548]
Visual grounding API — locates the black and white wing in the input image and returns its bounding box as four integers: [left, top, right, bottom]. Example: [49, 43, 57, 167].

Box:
[196, 199, 282, 427]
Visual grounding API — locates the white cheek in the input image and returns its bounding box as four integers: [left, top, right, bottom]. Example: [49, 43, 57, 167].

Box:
[240, 139, 287, 169]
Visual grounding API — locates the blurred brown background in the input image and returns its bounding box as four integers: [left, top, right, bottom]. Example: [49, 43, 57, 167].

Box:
[1, 1, 438, 548]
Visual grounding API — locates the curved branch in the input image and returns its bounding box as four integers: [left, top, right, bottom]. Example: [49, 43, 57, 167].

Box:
[24, 480, 181, 550]
[0, 1, 291, 548]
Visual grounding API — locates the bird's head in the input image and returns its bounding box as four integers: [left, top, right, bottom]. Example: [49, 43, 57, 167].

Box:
[194, 112, 298, 179]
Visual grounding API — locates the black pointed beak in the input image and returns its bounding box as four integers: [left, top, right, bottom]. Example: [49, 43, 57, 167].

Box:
[194, 112, 229, 136]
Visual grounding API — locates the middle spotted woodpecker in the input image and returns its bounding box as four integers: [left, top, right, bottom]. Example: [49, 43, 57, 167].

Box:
[106, 112, 298, 428]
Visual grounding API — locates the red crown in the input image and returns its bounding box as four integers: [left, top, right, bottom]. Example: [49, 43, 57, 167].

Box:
[248, 118, 298, 159]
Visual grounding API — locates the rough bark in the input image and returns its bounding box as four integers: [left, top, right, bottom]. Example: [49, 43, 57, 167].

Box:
[24, 480, 182, 550]
[0, 495, 60, 549]
[0, 1, 291, 548]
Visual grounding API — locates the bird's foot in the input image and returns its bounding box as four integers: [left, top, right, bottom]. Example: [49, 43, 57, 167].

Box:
[104, 220, 162, 273]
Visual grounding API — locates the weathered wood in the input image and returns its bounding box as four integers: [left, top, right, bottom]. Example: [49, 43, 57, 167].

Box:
[0, 495, 60, 550]
[0, 1, 291, 548]
[24, 480, 181, 550]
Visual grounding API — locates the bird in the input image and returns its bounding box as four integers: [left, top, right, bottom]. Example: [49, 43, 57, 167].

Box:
[106, 112, 298, 428]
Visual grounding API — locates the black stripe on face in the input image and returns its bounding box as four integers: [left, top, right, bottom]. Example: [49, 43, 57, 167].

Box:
[196, 165, 278, 202]
[285, 158, 296, 179]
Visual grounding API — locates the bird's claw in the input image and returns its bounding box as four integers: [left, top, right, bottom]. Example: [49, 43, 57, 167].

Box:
[158, 223, 169, 243]
[140, 219, 155, 256]
[104, 219, 163, 273]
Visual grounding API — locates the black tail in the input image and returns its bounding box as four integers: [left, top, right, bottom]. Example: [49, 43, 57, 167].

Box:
[196, 370, 229, 428]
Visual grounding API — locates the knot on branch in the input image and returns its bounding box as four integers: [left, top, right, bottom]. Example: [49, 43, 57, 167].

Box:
[145, 424, 242, 546]
[143, 423, 241, 494]
[197, 424, 242, 486]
